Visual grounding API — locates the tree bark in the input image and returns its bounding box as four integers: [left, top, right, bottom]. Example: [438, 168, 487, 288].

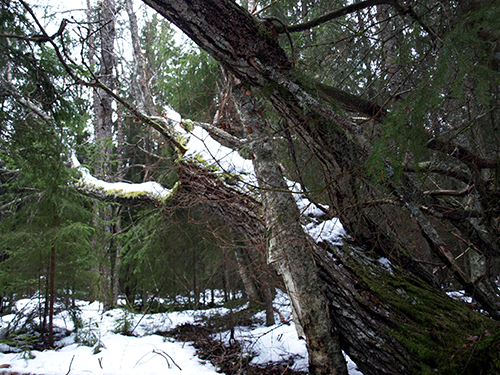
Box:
[232, 85, 347, 374]
[92, 0, 116, 311]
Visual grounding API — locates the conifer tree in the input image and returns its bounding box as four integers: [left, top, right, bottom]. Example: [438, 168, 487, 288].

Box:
[0, 0, 95, 345]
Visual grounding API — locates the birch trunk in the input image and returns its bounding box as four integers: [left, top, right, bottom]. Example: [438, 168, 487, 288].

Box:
[232, 85, 347, 375]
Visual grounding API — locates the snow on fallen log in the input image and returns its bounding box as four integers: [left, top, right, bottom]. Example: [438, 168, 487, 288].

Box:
[71, 154, 174, 204]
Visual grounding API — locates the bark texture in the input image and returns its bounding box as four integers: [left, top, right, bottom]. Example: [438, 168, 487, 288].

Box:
[232, 85, 347, 374]
[91, 0, 116, 311]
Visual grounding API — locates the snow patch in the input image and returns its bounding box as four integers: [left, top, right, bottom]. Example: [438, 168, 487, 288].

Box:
[378, 257, 393, 274]
[0, 291, 363, 375]
[183, 126, 255, 185]
[287, 179, 328, 218]
[285, 179, 347, 245]
[446, 290, 473, 304]
[304, 219, 346, 245]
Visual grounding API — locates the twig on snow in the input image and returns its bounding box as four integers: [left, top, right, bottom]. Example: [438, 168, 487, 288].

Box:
[152, 349, 182, 371]
[65, 355, 75, 375]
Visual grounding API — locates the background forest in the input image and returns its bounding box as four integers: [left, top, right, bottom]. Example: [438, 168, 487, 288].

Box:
[0, 0, 500, 374]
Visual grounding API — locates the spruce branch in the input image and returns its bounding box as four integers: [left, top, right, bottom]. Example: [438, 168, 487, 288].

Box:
[0, 75, 56, 128]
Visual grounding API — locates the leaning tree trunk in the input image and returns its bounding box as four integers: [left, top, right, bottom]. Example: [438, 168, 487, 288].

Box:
[140, 0, 500, 319]
[232, 85, 348, 375]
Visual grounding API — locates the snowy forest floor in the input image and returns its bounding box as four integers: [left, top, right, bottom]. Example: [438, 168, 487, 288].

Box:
[0, 290, 363, 375]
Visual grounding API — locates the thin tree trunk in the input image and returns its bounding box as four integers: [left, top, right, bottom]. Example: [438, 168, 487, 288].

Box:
[126, 0, 159, 117]
[48, 211, 57, 347]
[48, 243, 55, 347]
[112, 206, 122, 306]
[94, 0, 115, 179]
[92, 0, 116, 311]
[233, 246, 259, 304]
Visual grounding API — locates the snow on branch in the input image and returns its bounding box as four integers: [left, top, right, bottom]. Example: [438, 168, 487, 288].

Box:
[161, 108, 257, 189]
[71, 155, 174, 206]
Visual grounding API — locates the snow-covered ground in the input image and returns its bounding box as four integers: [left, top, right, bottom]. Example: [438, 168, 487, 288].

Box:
[0, 291, 363, 374]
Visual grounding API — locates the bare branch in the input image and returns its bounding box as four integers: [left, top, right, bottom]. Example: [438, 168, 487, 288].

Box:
[420, 204, 481, 221]
[403, 161, 471, 184]
[0, 195, 35, 212]
[0, 19, 68, 43]
[192, 120, 245, 152]
[306, 79, 385, 119]
[152, 349, 182, 371]
[391, 2, 440, 41]
[271, 0, 439, 42]
[423, 185, 474, 197]
[273, 0, 394, 34]
[427, 138, 498, 170]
